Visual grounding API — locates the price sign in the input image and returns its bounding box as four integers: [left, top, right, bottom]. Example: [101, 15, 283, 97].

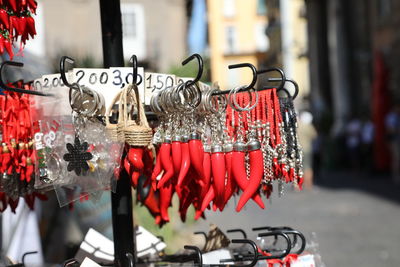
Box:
[109, 67, 145, 103]
[144, 72, 176, 105]
[34, 73, 68, 92]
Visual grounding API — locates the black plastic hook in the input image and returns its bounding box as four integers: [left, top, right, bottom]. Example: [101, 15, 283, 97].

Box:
[257, 67, 286, 91]
[184, 245, 203, 266]
[268, 78, 299, 99]
[227, 228, 248, 239]
[126, 252, 135, 267]
[0, 61, 50, 96]
[182, 53, 203, 87]
[60, 56, 76, 88]
[130, 55, 138, 85]
[257, 231, 292, 260]
[219, 239, 258, 267]
[212, 63, 258, 96]
[194, 231, 208, 250]
[62, 258, 80, 267]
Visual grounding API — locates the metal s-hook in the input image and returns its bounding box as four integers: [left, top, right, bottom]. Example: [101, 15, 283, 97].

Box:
[130, 55, 138, 85]
[182, 53, 204, 87]
[60, 56, 76, 88]
[212, 63, 257, 96]
[0, 61, 51, 96]
[220, 239, 259, 267]
[257, 231, 292, 260]
[184, 245, 203, 266]
[257, 67, 286, 91]
[268, 78, 299, 99]
[227, 228, 248, 239]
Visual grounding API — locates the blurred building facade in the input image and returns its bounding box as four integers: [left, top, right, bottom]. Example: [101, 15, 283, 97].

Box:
[207, 0, 270, 89]
[305, 0, 400, 170]
[31, 0, 188, 71]
[274, 0, 309, 105]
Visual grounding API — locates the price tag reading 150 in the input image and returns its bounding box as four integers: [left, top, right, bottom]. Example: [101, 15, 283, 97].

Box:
[144, 73, 176, 105]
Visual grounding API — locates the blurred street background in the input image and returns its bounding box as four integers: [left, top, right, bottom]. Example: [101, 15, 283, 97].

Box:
[7, 0, 400, 266]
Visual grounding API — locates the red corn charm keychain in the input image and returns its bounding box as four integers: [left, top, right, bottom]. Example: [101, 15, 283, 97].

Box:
[189, 132, 205, 182]
[211, 144, 226, 209]
[171, 135, 182, 180]
[157, 137, 174, 189]
[177, 135, 190, 186]
[236, 139, 263, 212]
[232, 141, 265, 209]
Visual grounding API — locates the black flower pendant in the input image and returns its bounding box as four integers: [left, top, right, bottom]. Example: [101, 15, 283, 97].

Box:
[63, 136, 93, 176]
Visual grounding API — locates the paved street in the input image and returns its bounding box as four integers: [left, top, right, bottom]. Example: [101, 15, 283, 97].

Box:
[187, 172, 400, 266]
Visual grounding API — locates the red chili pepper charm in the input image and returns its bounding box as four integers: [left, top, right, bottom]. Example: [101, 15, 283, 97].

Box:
[177, 136, 190, 186]
[231, 141, 265, 209]
[211, 144, 226, 208]
[157, 138, 174, 189]
[159, 180, 173, 222]
[171, 136, 182, 179]
[189, 133, 204, 180]
[3, 39, 14, 60]
[195, 185, 214, 220]
[236, 140, 264, 212]
[0, 10, 9, 28]
[222, 144, 236, 209]
[151, 146, 162, 190]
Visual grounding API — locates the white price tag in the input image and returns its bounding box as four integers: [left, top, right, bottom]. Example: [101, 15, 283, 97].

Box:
[35, 73, 68, 91]
[80, 257, 101, 267]
[291, 254, 316, 267]
[109, 67, 145, 103]
[71, 68, 114, 108]
[175, 77, 211, 92]
[144, 72, 176, 105]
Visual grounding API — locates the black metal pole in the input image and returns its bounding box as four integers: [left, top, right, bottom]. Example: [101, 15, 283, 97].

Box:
[99, 1, 135, 266]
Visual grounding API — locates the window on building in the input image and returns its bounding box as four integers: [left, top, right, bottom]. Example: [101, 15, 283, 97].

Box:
[223, 0, 235, 17]
[257, 0, 267, 16]
[225, 25, 238, 54]
[120, 4, 146, 60]
[122, 8, 137, 38]
[255, 23, 269, 52]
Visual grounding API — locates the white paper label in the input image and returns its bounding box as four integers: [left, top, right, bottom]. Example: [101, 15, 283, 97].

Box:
[144, 72, 176, 105]
[291, 254, 316, 267]
[80, 257, 102, 267]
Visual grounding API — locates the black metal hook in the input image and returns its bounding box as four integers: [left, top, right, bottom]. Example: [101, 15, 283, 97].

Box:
[194, 231, 208, 250]
[60, 56, 76, 88]
[227, 228, 248, 239]
[0, 61, 50, 96]
[62, 258, 80, 267]
[21, 251, 38, 265]
[268, 78, 299, 99]
[184, 245, 203, 266]
[257, 67, 286, 91]
[182, 53, 203, 87]
[130, 55, 138, 85]
[212, 63, 258, 96]
[126, 252, 135, 267]
[219, 239, 258, 267]
[275, 230, 306, 255]
[257, 231, 292, 260]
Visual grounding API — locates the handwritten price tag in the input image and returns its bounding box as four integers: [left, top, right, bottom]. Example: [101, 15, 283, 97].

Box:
[144, 72, 176, 105]
[109, 67, 145, 103]
[34, 73, 68, 92]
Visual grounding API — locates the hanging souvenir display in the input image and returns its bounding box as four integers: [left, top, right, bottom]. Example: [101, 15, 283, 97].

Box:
[0, 0, 37, 59]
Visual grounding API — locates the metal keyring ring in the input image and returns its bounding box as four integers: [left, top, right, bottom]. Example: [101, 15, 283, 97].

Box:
[228, 86, 250, 111]
[183, 80, 202, 109]
[232, 86, 258, 112]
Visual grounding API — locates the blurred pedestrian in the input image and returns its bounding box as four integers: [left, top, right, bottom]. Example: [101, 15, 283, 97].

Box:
[385, 103, 400, 185]
[360, 116, 375, 172]
[298, 111, 317, 189]
[345, 117, 362, 172]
